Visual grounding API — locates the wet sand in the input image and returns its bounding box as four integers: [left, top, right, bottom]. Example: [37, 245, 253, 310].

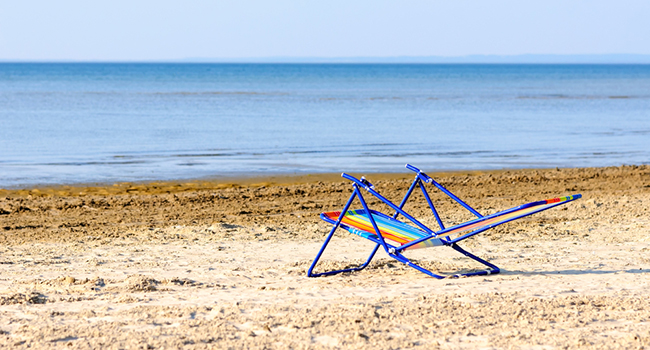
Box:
[1, 165, 649, 349]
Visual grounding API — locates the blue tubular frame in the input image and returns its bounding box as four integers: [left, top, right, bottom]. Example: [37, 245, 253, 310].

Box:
[308, 168, 497, 279]
[308, 165, 580, 279]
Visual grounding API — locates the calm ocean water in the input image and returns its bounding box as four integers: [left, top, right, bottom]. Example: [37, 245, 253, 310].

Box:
[1, 63, 649, 188]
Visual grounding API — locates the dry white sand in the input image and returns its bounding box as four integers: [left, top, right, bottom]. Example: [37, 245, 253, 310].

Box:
[2, 228, 650, 348]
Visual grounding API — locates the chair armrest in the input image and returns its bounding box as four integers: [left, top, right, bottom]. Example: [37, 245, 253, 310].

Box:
[341, 173, 375, 190]
[405, 164, 432, 183]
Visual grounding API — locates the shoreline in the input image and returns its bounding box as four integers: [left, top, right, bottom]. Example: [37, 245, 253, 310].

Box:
[0, 168, 510, 197]
[0, 164, 634, 198]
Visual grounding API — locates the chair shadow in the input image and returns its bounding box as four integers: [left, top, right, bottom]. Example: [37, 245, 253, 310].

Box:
[500, 268, 649, 276]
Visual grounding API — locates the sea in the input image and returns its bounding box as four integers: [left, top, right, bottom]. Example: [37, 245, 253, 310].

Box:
[1, 63, 649, 188]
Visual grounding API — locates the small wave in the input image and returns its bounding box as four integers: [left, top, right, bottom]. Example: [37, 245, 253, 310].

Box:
[517, 94, 643, 100]
[368, 97, 403, 100]
[356, 150, 497, 158]
[286, 150, 337, 155]
[173, 153, 236, 158]
[178, 162, 208, 166]
[359, 142, 413, 147]
[591, 130, 650, 136]
[589, 151, 642, 156]
[38, 160, 148, 166]
[317, 97, 406, 101]
[147, 91, 288, 96]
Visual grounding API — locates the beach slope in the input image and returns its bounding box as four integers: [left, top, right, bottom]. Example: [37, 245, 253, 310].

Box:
[1, 165, 649, 349]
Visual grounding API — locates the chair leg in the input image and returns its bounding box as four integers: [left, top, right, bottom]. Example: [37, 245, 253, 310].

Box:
[450, 243, 500, 275]
[308, 242, 381, 278]
[388, 243, 500, 279]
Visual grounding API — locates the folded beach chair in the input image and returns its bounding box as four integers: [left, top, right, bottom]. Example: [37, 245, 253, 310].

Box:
[308, 164, 581, 279]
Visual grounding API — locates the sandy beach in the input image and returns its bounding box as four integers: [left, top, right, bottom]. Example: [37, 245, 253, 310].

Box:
[1, 165, 649, 349]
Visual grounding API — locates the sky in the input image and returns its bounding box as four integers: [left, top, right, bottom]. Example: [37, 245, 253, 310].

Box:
[1, 0, 649, 61]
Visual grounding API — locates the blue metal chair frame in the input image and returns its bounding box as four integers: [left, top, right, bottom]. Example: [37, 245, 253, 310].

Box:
[307, 164, 581, 279]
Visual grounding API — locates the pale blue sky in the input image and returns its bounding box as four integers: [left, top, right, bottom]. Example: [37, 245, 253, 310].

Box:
[1, 0, 649, 61]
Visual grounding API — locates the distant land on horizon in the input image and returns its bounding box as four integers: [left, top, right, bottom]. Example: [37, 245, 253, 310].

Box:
[2, 54, 650, 64]
[181, 54, 650, 64]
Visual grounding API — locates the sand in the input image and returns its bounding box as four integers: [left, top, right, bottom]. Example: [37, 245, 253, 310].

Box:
[1, 165, 649, 349]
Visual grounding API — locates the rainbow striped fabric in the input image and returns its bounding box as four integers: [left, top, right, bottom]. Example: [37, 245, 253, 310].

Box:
[321, 195, 579, 250]
[322, 209, 440, 249]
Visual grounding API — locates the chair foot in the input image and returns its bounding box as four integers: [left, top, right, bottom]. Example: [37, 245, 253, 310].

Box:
[307, 243, 380, 278]
[450, 243, 501, 275]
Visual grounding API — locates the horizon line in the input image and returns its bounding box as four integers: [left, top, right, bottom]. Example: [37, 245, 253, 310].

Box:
[3, 53, 650, 64]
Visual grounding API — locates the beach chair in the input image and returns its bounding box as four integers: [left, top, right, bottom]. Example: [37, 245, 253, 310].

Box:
[308, 164, 581, 279]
